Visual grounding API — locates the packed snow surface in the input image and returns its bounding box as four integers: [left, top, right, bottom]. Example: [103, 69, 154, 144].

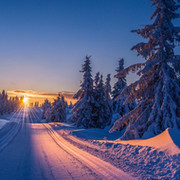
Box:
[0, 108, 134, 180]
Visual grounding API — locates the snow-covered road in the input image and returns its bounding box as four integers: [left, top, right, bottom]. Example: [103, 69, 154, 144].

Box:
[0, 108, 134, 180]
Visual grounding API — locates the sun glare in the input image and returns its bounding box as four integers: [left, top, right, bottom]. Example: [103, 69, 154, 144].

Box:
[23, 97, 29, 104]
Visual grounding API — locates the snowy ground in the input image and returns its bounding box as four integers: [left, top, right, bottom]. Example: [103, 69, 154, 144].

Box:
[51, 122, 180, 180]
[0, 108, 179, 179]
[0, 108, 134, 180]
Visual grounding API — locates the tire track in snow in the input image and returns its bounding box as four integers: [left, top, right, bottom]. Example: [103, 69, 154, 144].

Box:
[44, 123, 134, 180]
[43, 124, 97, 179]
[0, 108, 24, 152]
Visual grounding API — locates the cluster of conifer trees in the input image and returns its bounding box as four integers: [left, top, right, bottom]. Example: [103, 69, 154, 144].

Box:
[42, 0, 180, 140]
[42, 94, 68, 122]
[0, 90, 21, 115]
[71, 56, 112, 128]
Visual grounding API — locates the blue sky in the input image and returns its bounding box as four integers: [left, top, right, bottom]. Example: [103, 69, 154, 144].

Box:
[0, 0, 179, 93]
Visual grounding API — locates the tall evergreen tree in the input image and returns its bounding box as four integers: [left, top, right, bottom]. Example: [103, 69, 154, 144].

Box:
[104, 74, 112, 125]
[7, 97, 14, 113]
[93, 75, 112, 128]
[0, 90, 8, 115]
[0, 91, 20, 115]
[45, 94, 67, 122]
[104, 74, 111, 103]
[110, 0, 180, 139]
[71, 56, 95, 128]
[94, 72, 100, 88]
[112, 59, 126, 99]
[14, 96, 21, 110]
[42, 99, 51, 119]
[112, 59, 128, 114]
[10, 96, 20, 112]
[111, 59, 135, 128]
[68, 101, 73, 109]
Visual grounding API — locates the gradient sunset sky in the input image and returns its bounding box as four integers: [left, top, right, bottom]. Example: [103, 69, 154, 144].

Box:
[0, 0, 179, 95]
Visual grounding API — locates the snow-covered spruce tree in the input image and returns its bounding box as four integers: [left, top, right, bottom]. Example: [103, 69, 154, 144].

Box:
[7, 97, 14, 113]
[42, 99, 51, 119]
[111, 59, 135, 127]
[112, 59, 126, 100]
[94, 72, 100, 88]
[51, 94, 67, 122]
[104, 74, 112, 125]
[46, 94, 67, 122]
[0, 90, 20, 115]
[93, 74, 112, 128]
[44, 106, 52, 122]
[110, 0, 180, 139]
[13, 96, 21, 111]
[0, 90, 8, 115]
[8, 96, 20, 113]
[68, 101, 73, 109]
[112, 59, 129, 114]
[71, 56, 96, 128]
[104, 74, 112, 103]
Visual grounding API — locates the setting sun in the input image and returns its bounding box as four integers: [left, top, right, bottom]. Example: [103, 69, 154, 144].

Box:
[23, 97, 29, 104]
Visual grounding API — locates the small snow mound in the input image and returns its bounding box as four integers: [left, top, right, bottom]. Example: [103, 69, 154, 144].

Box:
[115, 128, 180, 155]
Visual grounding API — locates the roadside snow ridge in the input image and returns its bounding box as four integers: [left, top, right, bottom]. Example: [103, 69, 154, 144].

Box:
[114, 128, 180, 155]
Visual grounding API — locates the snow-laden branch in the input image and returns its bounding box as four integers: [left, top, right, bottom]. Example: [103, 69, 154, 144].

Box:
[115, 63, 145, 79]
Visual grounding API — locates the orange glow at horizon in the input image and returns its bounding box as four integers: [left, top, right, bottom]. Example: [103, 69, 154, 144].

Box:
[7, 90, 77, 106]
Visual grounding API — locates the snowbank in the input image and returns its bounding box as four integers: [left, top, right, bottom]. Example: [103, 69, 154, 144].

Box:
[113, 128, 180, 155]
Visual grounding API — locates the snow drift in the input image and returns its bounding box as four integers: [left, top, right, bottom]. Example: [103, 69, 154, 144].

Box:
[114, 128, 180, 156]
